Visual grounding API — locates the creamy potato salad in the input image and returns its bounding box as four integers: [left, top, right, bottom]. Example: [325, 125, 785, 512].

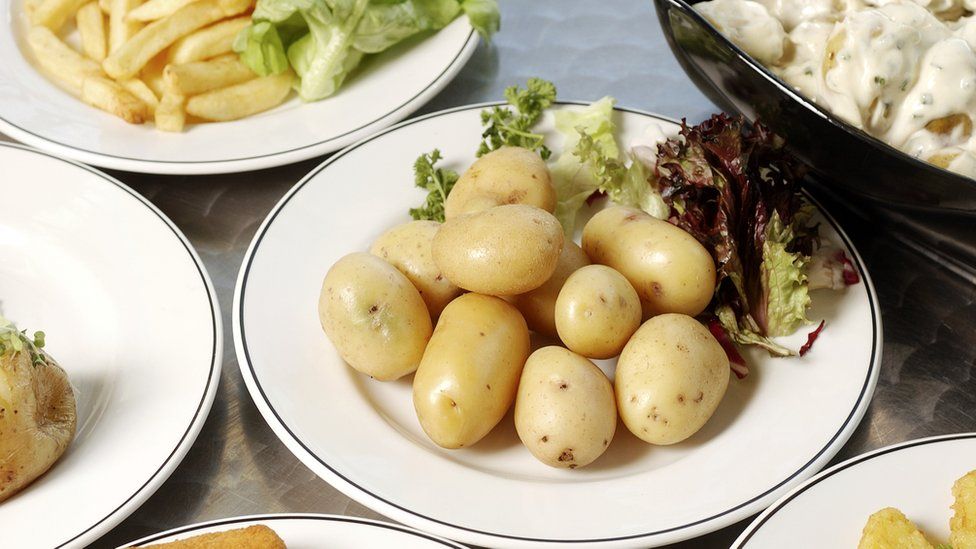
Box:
[696, 0, 976, 177]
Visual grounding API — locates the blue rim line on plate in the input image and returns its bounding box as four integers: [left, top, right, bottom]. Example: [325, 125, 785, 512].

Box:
[234, 101, 881, 544]
[125, 513, 467, 547]
[0, 142, 222, 548]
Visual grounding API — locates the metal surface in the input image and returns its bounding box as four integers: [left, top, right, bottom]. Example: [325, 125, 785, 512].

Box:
[2, 1, 974, 547]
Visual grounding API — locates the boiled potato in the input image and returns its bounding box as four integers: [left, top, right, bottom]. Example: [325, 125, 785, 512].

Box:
[554, 265, 641, 359]
[858, 508, 934, 549]
[369, 220, 462, 319]
[318, 253, 432, 381]
[582, 206, 716, 317]
[514, 346, 616, 469]
[432, 204, 563, 296]
[0, 327, 76, 503]
[413, 293, 530, 449]
[444, 146, 555, 219]
[512, 241, 590, 338]
[951, 470, 976, 548]
[616, 314, 729, 444]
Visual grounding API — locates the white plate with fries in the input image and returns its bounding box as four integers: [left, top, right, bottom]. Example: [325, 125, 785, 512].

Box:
[0, 0, 478, 174]
[234, 103, 882, 548]
[734, 433, 976, 548]
[121, 513, 468, 548]
[0, 142, 221, 548]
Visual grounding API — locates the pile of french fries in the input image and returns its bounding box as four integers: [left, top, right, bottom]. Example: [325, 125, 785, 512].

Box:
[24, 0, 293, 131]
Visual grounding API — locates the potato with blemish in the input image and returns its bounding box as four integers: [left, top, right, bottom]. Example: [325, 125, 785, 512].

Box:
[432, 204, 563, 296]
[319, 253, 432, 381]
[512, 241, 590, 337]
[582, 206, 716, 317]
[554, 265, 641, 359]
[413, 294, 530, 449]
[369, 220, 461, 319]
[514, 346, 616, 469]
[444, 146, 555, 219]
[616, 314, 729, 445]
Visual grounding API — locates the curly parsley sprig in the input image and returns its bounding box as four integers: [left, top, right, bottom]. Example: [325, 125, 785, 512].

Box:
[477, 78, 557, 160]
[409, 149, 460, 222]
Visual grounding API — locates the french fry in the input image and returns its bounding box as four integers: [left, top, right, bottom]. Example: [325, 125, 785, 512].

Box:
[31, 0, 86, 31]
[168, 15, 249, 64]
[77, 2, 108, 61]
[109, 0, 143, 53]
[98, 0, 110, 13]
[163, 54, 254, 95]
[121, 78, 159, 113]
[126, 0, 194, 22]
[155, 92, 186, 131]
[140, 51, 168, 96]
[186, 70, 292, 121]
[103, 0, 252, 79]
[27, 26, 104, 94]
[81, 76, 149, 123]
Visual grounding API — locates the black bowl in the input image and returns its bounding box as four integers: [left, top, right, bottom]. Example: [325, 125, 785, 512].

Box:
[654, 0, 976, 215]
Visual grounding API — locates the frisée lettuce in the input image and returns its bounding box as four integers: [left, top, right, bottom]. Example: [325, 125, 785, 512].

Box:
[235, 0, 499, 101]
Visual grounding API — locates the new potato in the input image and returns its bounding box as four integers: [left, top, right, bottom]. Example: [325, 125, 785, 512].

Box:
[616, 314, 729, 445]
[555, 264, 641, 359]
[319, 253, 432, 381]
[370, 220, 462, 318]
[514, 347, 616, 469]
[413, 294, 530, 449]
[432, 204, 563, 296]
[512, 241, 590, 338]
[444, 146, 556, 219]
[582, 206, 716, 317]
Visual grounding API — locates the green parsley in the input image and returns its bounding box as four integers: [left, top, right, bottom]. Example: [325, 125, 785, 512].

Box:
[408, 149, 459, 222]
[477, 78, 557, 160]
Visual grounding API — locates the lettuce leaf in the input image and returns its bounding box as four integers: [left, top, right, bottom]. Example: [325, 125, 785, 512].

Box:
[235, 0, 499, 102]
[760, 211, 811, 337]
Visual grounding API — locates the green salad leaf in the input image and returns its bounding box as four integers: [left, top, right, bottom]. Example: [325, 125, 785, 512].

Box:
[235, 0, 500, 102]
[409, 149, 459, 222]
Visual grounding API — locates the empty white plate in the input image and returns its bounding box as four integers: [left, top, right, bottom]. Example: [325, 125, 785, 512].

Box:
[0, 2, 477, 174]
[0, 143, 221, 548]
[121, 513, 467, 548]
[734, 433, 976, 547]
[233, 103, 882, 548]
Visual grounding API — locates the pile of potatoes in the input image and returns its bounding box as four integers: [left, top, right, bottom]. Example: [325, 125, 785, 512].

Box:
[319, 146, 731, 469]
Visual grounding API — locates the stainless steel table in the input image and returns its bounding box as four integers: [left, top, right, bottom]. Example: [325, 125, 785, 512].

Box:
[9, 1, 974, 547]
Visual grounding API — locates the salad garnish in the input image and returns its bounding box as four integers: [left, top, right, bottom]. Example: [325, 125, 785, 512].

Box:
[0, 315, 47, 367]
[409, 149, 459, 222]
[235, 0, 500, 102]
[477, 77, 556, 160]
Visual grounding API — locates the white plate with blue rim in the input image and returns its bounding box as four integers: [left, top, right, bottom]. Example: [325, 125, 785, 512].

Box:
[233, 102, 883, 548]
[120, 513, 468, 548]
[733, 433, 976, 548]
[0, 142, 221, 548]
[0, 1, 478, 175]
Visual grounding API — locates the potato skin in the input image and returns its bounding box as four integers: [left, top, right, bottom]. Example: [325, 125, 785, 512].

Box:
[554, 265, 641, 359]
[318, 252, 432, 381]
[444, 146, 555, 219]
[512, 241, 590, 337]
[413, 293, 530, 449]
[369, 220, 461, 318]
[432, 204, 564, 296]
[515, 347, 616, 469]
[581, 206, 716, 317]
[616, 314, 729, 445]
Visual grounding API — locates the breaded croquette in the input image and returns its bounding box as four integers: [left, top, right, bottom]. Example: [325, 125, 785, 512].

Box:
[951, 470, 976, 549]
[140, 524, 286, 548]
[858, 508, 934, 549]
